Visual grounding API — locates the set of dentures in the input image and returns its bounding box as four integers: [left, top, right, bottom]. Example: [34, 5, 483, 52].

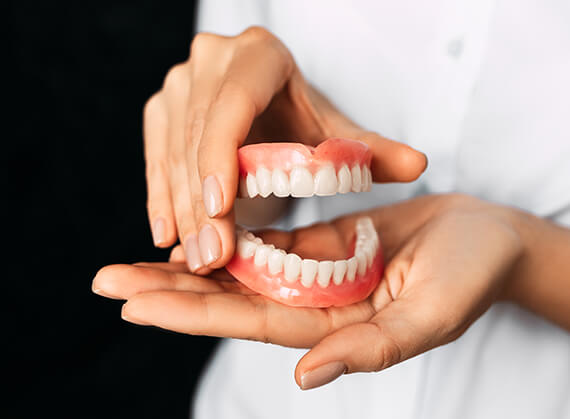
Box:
[226, 138, 384, 307]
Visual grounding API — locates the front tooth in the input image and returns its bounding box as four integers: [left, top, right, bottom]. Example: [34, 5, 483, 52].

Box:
[351, 165, 362, 192]
[314, 165, 338, 196]
[337, 164, 352, 194]
[347, 257, 358, 282]
[290, 167, 314, 197]
[267, 249, 285, 274]
[363, 243, 375, 267]
[283, 253, 302, 283]
[333, 260, 348, 285]
[356, 251, 367, 277]
[237, 238, 257, 258]
[272, 169, 290, 197]
[254, 244, 273, 266]
[301, 259, 318, 288]
[317, 261, 334, 287]
[246, 173, 259, 198]
[256, 167, 272, 198]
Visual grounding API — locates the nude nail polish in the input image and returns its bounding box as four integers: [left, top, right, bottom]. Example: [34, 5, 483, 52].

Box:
[185, 234, 203, 271]
[202, 175, 223, 218]
[300, 361, 346, 390]
[152, 217, 166, 246]
[198, 224, 221, 265]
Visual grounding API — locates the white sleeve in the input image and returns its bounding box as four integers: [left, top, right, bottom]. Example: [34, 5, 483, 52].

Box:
[195, 0, 268, 36]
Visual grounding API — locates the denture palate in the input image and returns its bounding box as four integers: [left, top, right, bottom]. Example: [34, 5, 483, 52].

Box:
[239, 163, 373, 198]
[235, 217, 379, 289]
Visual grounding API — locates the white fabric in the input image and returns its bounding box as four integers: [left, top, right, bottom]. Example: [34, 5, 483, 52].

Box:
[193, 1, 570, 418]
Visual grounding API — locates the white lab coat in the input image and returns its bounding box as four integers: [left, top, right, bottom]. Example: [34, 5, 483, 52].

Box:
[193, 1, 570, 417]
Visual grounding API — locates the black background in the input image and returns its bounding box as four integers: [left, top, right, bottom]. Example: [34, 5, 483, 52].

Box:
[8, 1, 219, 418]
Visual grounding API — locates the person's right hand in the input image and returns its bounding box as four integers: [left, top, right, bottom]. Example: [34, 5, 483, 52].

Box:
[144, 26, 427, 273]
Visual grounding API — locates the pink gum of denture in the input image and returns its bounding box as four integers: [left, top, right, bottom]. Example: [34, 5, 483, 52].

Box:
[238, 138, 372, 176]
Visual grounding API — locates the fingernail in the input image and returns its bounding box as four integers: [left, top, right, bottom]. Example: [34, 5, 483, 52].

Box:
[198, 224, 221, 265]
[185, 234, 203, 271]
[202, 175, 223, 218]
[300, 361, 346, 390]
[152, 217, 166, 246]
[121, 306, 150, 326]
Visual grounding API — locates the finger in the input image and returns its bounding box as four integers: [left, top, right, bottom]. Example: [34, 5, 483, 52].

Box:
[161, 63, 204, 272]
[122, 290, 374, 348]
[357, 132, 428, 183]
[169, 244, 186, 263]
[92, 264, 237, 300]
[294, 297, 442, 390]
[143, 92, 177, 247]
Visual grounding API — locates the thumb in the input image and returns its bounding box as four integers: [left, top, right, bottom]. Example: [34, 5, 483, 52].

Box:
[356, 132, 428, 183]
[295, 298, 445, 390]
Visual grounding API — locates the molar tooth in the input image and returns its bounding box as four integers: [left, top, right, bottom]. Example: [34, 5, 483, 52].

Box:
[337, 164, 352, 194]
[317, 261, 334, 287]
[254, 244, 272, 267]
[347, 257, 358, 282]
[256, 167, 272, 198]
[237, 238, 257, 258]
[271, 169, 290, 197]
[246, 173, 259, 198]
[356, 251, 367, 277]
[314, 165, 338, 196]
[267, 249, 285, 274]
[333, 260, 348, 285]
[351, 165, 362, 192]
[245, 232, 256, 241]
[289, 167, 314, 197]
[301, 259, 318, 288]
[363, 243, 375, 267]
[283, 253, 302, 283]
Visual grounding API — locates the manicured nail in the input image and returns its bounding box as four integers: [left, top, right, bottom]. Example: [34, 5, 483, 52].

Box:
[152, 217, 166, 246]
[198, 224, 221, 265]
[202, 175, 223, 218]
[184, 234, 203, 271]
[121, 305, 151, 325]
[300, 361, 346, 390]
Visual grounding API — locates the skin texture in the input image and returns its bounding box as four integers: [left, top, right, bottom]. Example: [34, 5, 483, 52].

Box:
[92, 194, 570, 390]
[142, 26, 427, 273]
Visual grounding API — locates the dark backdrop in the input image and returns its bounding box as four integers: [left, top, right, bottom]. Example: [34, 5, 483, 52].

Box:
[8, 1, 219, 418]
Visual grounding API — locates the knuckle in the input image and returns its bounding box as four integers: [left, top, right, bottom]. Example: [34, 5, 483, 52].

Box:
[190, 32, 218, 57]
[239, 25, 273, 42]
[143, 92, 164, 120]
[163, 62, 189, 90]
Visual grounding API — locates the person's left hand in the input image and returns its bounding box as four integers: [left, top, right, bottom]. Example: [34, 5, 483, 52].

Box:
[92, 194, 523, 390]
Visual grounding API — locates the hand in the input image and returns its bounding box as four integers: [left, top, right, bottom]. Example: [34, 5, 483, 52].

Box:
[143, 26, 427, 273]
[93, 194, 525, 389]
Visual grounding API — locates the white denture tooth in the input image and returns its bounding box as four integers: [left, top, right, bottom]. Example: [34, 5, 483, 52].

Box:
[363, 166, 373, 191]
[238, 176, 248, 198]
[314, 165, 338, 196]
[245, 232, 256, 241]
[333, 260, 348, 285]
[301, 259, 318, 288]
[267, 249, 285, 275]
[347, 257, 358, 282]
[363, 243, 375, 267]
[253, 237, 263, 245]
[246, 173, 259, 198]
[283, 253, 302, 283]
[356, 251, 367, 277]
[351, 165, 362, 192]
[256, 167, 272, 198]
[271, 169, 290, 197]
[254, 244, 272, 267]
[317, 261, 334, 288]
[290, 167, 314, 197]
[237, 238, 257, 258]
[337, 164, 352, 194]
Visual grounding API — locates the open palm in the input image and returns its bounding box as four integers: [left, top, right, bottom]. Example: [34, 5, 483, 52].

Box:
[93, 194, 522, 388]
